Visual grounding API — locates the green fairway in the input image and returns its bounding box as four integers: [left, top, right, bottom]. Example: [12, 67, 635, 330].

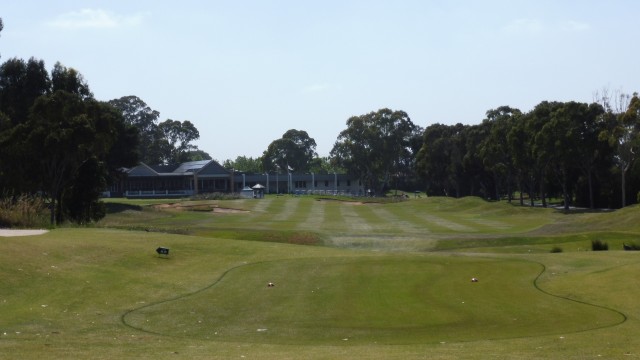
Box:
[2, 197, 640, 359]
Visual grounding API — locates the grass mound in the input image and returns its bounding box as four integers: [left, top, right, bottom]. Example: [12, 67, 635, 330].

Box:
[123, 255, 623, 345]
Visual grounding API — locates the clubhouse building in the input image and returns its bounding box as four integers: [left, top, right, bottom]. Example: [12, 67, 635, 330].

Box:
[108, 160, 365, 198]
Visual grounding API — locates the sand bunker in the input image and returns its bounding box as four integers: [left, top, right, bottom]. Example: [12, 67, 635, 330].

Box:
[0, 229, 49, 237]
[153, 203, 248, 213]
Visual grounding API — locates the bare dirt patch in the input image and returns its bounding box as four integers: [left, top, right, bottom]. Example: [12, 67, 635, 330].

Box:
[0, 229, 49, 237]
[212, 207, 248, 214]
[152, 203, 248, 214]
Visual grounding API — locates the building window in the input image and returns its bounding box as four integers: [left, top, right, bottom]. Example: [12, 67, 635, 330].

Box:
[347, 180, 351, 186]
[325, 180, 329, 187]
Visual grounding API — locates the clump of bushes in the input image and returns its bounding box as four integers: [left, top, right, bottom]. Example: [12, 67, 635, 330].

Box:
[189, 205, 215, 212]
[0, 194, 49, 228]
[591, 239, 609, 251]
[191, 192, 241, 201]
[550, 246, 563, 253]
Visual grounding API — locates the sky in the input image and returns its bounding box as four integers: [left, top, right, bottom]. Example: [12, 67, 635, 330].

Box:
[2, 1, 639, 162]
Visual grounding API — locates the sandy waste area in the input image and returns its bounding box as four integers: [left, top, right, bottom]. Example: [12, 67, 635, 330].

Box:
[0, 229, 49, 237]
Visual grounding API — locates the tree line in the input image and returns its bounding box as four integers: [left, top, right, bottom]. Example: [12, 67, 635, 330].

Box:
[2, 15, 639, 229]
[0, 60, 209, 225]
[0, 18, 208, 225]
[417, 97, 640, 210]
[229, 97, 640, 210]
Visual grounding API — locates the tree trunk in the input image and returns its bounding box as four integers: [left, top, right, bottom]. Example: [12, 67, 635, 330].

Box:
[540, 169, 547, 208]
[562, 178, 570, 210]
[587, 168, 594, 209]
[529, 176, 535, 207]
[507, 169, 513, 203]
[621, 164, 627, 208]
[49, 197, 56, 225]
[494, 171, 500, 201]
[519, 188, 524, 206]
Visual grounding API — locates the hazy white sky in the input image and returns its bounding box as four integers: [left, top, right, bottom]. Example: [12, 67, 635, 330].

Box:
[2, 1, 639, 161]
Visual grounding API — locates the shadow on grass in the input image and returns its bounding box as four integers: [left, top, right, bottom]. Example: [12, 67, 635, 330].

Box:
[104, 202, 143, 214]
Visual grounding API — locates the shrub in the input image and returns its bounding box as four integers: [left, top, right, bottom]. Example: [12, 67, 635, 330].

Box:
[550, 246, 563, 253]
[591, 239, 609, 251]
[623, 242, 640, 251]
[0, 194, 49, 228]
[191, 192, 241, 201]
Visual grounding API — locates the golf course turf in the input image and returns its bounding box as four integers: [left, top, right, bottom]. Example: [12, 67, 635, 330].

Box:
[1, 196, 640, 359]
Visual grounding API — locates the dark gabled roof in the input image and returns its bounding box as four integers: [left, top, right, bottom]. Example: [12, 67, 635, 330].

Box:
[127, 163, 159, 176]
[197, 159, 230, 176]
[150, 164, 179, 173]
[173, 160, 212, 173]
[127, 160, 231, 177]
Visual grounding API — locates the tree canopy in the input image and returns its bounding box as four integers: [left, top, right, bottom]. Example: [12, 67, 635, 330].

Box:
[262, 129, 317, 173]
[331, 108, 420, 194]
[108, 96, 207, 165]
[0, 58, 138, 224]
[414, 98, 640, 209]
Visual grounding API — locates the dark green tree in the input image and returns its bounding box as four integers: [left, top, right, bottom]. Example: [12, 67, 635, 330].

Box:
[570, 102, 608, 209]
[24, 90, 98, 223]
[527, 101, 565, 207]
[182, 149, 212, 162]
[108, 95, 161, 164]
[64, 156, 107, 223]
[613, 93, 640, 207]
[157, 119, 200, 164]
[479, 106, 521, 201]
[331, 109, 417, 194]
[0, 57, 50, 127]
[262, 129, 317, 173]
[507, 112, 537, 206]
[51, 62, 92, 99]
[462, 122, 493, 198]
[0, 57, 138, 224]
[416, 123, 466, 196]
[224, 155, 263, 173]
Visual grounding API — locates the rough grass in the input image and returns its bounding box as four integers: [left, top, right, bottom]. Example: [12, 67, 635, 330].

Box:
[2, 197, 640, 359]
[0, 194, 49, 228]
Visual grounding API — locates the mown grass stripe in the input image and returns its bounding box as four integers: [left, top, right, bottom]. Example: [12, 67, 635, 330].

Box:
[368, 205, 427, 234]
[339, 204, 373, 232]
[297, 199, 325, 230]
[272, 197, 301, 222]
[421, 214, 476, 232]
